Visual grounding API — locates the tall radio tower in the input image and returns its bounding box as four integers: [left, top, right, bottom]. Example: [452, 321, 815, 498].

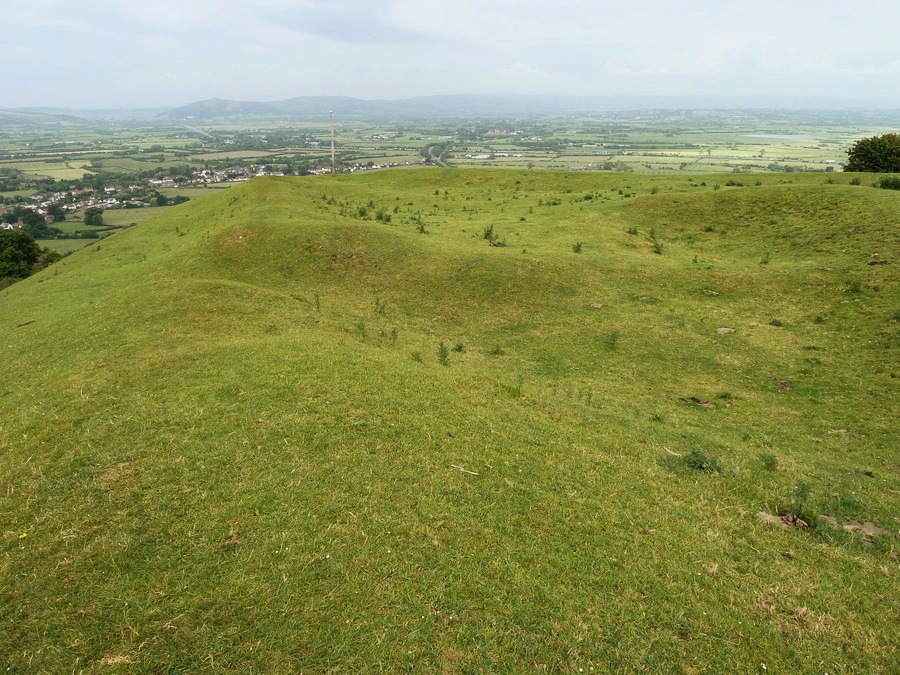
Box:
[330, 110, 336, 175]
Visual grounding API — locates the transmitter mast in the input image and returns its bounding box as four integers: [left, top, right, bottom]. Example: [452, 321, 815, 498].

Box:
[330, 110, 336, 175]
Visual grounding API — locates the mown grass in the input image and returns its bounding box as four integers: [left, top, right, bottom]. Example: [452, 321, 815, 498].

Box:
[1, 169, 897, 672]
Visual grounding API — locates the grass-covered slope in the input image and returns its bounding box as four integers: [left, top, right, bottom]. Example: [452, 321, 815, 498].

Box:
[1, 170, 897, 672]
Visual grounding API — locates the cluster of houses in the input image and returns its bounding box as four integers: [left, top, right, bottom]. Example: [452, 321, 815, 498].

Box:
[191, 160, 414, 181]
[0, 185, 146, 228]
[1, 159, 422, 228]
[307, 160, 416, 175]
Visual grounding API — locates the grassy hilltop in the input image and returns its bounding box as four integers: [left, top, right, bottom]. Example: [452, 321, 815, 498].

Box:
[1, 169, 897, 672]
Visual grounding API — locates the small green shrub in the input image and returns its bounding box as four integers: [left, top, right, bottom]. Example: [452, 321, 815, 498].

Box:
[502, 373, 524, 397]
[759, 453, 779, 471]
[877, 175, 900, 190]
[684, 450, 723, 473]
[484, 224, 505, 246]
[438, 342, 449, 366]
[770, 318, 784, 327]
[602, 331, 620, 350]
[572, 242, 583, 253]
[790, 480, 813, 504]
[452, 342, 465, 352]
[582, 386, 593, 406]
[411, 351, 423, 363]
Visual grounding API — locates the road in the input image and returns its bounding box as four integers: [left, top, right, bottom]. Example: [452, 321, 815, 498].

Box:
[183, 125, 216, 140]
[426, 145, 449, 167]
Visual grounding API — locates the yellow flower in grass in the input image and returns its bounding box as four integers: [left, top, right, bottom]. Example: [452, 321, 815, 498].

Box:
[18, 533, 28, 539]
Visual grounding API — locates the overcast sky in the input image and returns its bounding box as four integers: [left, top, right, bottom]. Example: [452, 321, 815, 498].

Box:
[6, 0, 900, 109]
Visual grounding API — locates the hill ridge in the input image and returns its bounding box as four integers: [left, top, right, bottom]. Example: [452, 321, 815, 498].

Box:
[1, 169, 896, 671]
[164, 93, 888, 119]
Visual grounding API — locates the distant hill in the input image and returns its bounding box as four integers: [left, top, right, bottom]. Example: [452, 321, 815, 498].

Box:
[0, 109, 89, 127]
[3, 107, 168, 121]
[7, 96, 897, 124]
[165, 94, 881, 120]
[1, 169, 896, 671]
[5, 107, 78, 115]
[165, 97, 283, 118]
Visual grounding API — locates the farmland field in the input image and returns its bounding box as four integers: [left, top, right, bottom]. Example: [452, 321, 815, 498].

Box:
[188, 149, 283, 160]
[2, 109, 895, 189]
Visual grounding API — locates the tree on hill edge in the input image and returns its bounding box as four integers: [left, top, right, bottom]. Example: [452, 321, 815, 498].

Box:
[845, 133, 900, 172]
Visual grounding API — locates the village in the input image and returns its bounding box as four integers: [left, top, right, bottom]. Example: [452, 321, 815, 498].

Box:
[0, 159, 415, 230]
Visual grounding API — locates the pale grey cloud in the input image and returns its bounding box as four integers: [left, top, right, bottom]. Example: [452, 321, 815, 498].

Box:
[2, 0, 900, 108]
[272, 4, 428, 44]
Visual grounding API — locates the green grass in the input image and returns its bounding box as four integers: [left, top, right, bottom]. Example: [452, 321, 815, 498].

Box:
[99, 205, 170, 228]
[0, 188, 40, 199]
[43, 207, 173, 246]
[1, 169, 897, 672]
[158, 185, 234, 199]
[36, 238, 95, 254]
